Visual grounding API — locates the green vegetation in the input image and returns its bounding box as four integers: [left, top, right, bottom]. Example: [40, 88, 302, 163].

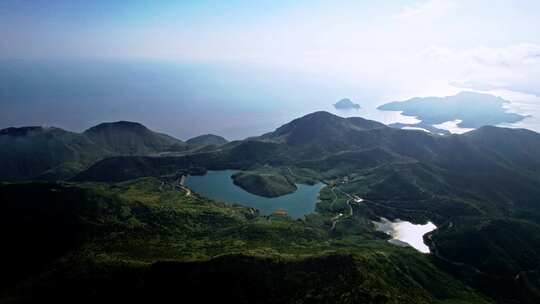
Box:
[0, 127, 103, 180]
[83, 121, 186, 155]
[186, 134, 228, 147]
[428, 217, 540, 302]
[4, 111, 540, 302]
[0, 180, 490, 303]
[232, 169, 297, 197]
[0, 121, 186, 181]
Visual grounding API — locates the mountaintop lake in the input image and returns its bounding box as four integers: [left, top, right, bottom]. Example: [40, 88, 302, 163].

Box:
[373, 218, 437, 253]
[185, 170, 324, 219]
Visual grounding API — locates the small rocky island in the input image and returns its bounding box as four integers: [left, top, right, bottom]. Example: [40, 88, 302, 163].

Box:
[232, 170, 297, 198]
[334, 98, 361, 110]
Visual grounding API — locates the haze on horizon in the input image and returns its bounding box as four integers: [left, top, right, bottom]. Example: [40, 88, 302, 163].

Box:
[1, 0, 540, 139]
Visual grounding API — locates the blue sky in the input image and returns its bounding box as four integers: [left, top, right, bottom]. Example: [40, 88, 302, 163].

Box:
[3, 0, 539, 57]
[1, 1, 540, 138]
[3, 0, 540, 95]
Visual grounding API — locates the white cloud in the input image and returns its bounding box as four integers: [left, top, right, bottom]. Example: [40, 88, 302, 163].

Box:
[426, 44, 540, 96]
[392, 0, 459, 20]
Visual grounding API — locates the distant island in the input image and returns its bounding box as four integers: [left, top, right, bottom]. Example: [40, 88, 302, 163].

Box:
[334, 98, 361, 110]
[377, 91, 526, 132]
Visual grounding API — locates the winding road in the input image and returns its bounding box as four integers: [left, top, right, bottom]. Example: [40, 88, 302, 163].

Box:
[329, 186, 356, 231]
[164, 175, 192, 196]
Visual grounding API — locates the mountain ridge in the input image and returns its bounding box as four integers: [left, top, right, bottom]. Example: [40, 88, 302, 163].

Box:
[186, 134, 228, 146]
[4, 111, 540, 302]
[0, 121, 186, 181]
[83, 120, 185, 155]
[4, 112, 540, 184]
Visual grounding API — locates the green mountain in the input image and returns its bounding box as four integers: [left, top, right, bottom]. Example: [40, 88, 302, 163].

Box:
[3, 111, 540, 302]
[83, 121, 186, 155]
[260, 111, 386, 146]
[76, 111, 540, 184]
[0, 180, 490, 303]
[186, 134, 228, 147]
[0, 122, 186, 181]
[232, 169, 297, 197]
[0, 126, 103, 180]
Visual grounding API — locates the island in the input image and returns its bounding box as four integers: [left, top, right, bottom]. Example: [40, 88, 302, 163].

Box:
[334, 98, 361, 110]
[231, 170, 297, 198]
[186, 134, 228, 147]
[378, 91, 526, 130]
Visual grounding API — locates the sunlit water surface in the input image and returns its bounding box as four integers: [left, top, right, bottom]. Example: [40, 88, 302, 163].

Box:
[373, 218, 437, 253]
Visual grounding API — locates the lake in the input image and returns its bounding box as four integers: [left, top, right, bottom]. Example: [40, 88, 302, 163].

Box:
[185, 170, 324, 219]
[373, 218, 437, 253]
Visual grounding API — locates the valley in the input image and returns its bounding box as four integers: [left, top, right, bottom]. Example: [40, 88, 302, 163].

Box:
[2, 111, 540, 303]
[3, 2, 540, 303]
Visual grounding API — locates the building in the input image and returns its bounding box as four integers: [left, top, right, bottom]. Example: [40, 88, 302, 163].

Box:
[273, 208, 288, 216]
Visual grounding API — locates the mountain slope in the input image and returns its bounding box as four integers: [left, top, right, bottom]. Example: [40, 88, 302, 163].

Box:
[75, 111, 540, 186]
[0, 122, 187, 181]
[259, 111, 387, 156]
[186, 134, 228, 147]
[83, 121, 186, 155]
[0, 181, 490, 304]
[4, 111, 540, 302]
[262, 111, 386, 144]
[0, 127, 103, 180]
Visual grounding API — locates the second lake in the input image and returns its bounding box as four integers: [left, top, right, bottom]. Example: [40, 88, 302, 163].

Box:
[373, 218, 437, 253]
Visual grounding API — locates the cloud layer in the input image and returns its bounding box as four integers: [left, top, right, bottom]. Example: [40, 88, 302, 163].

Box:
[436, 44, 540, 96]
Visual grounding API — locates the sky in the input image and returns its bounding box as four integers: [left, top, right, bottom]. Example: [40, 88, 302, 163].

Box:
[1, 0, 540, 139]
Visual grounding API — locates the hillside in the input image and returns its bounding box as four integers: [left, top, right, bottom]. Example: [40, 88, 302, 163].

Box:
[260, 111, 386, 151]
[0, 122, 187, 181]
[0, 127, 103, 180]
[186, 134, 228, 146]
[76, 111, 540, 187]
[73, 113, 540, 217]
[83, 121, 186, 155]
[4, 111, 540, 302]
[0, 181, 490, 303]
[428, 217, 540, 302]
[232, 170, 297, 197]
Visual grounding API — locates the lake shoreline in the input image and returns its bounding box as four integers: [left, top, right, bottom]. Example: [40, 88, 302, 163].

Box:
[185, 170, 324, 219]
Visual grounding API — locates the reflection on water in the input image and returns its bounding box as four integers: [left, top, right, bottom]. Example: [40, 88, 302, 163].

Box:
[330, 106, 421, 125]
[433, 119, 474, 134]
[373, 218, 437, 253]
[402, 126, 431, 133]
[185, 170, 324, 219]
